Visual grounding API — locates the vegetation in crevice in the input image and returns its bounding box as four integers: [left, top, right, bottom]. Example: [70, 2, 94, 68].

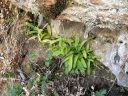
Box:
[25, 21, 97, 75]
[2, 1, 128, 95]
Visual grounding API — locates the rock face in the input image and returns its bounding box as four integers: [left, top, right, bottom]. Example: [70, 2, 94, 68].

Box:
[90, 27, 128, 87]
[58, 0, 128, 35]
[3, 0, 128, 87]
[52, 0, 128, 87]
[10, 0, 67, 19]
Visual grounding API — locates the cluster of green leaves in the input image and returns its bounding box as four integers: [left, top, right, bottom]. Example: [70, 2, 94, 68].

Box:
[26, 21, 97, 75]
[7, 83, 23, 96]
[96, 89, 107, 96]
[7, 74, 49, 96]
[26, 22, 52, 43]
[48, 36, 97, 75]
[2, 71, 15, 78]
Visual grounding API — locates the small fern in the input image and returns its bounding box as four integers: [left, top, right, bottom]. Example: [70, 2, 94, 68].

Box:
[49, 36, 97, 75]
[26, 22, 52, 43]
[25, 21, 98, 75]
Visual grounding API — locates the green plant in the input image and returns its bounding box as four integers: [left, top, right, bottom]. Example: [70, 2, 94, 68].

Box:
[49, 36, 97, 75]
[45, 50, 53, 67]
[49, 35, 73, 56]
[26, 21, 97, 75]
[7, 83, 22, 96]
[96, 89, 107, 96]
[2, 71, 15, 78]
[26, 22, 52, 43]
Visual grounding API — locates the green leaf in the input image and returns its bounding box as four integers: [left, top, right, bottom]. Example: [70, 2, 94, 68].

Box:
[60, 47, 65, 55]
[86, 43, 90, 52]
[37, 28, 43, 33]
[63, 47, 68, 55]
[41, 34, 50, 42]
[64, 54, 73, 74]
[41, 39, 51, 43]
[42, 23, 48, 29]
[44, 35, 50, 39]
[26, 22, 35, 29]
[26, 22, 42, 32]
[61, 57, 69, 65]
[77, 59, 85, 75]
[78, 38, 88, 51]
[63, 38, 73, 45]
[40, 33, 47, 39]
[83, 50, 87, 59]
[27, 31, 37, 35]
[62, 53, 73, 64]
[80, 57, 87, 68]
[52, 50, 62, 56]
[59, 39, 62, 47]
[73, 54, 79, 69]
[38, 32, 42, 42]
[89, 59, 94, 63]
[65, 51, 74, 57]
[46, 24, 52, 35]
[49, 38, 61, 45]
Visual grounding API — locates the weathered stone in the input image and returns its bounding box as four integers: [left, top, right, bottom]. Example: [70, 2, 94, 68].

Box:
[10, 0, 68, 19]
[91, 27, 128, 87]
[58, 0, 128, 34]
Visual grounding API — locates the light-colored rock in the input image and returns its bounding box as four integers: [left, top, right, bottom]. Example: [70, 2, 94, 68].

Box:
[91, 27, 128, 87]
[51, 20, 85, 38]
[58, 0, 128, 35]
